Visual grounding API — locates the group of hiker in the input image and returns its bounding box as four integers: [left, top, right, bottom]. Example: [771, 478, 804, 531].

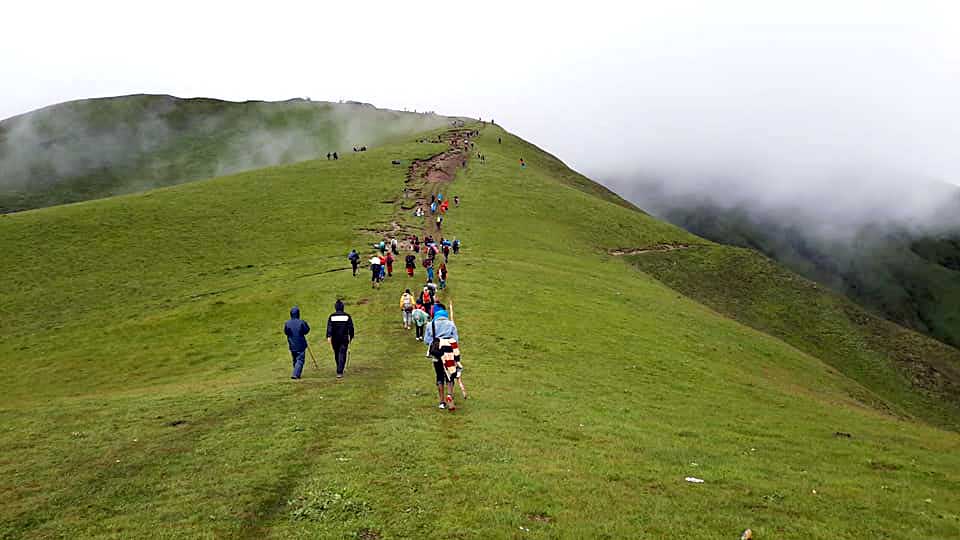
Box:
[283, 126, 484, 412]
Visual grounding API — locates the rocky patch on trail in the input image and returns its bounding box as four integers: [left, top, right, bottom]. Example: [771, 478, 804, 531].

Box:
[407, 149, 465, 183]
[608, 243, 696, 256]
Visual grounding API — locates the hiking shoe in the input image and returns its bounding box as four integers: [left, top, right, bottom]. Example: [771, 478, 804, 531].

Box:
[336, 374, 343, 379]
[438, 402, 446, 410]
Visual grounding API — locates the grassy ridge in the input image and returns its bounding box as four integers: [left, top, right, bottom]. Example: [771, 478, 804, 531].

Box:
[0, 94, 451, 213]
[628, 245, 960, 430]
[641, 199, 960, 349]
[0, 124, 958, 538]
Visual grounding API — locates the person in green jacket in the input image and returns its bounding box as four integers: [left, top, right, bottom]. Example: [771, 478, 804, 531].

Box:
[411, 304, 429, 341]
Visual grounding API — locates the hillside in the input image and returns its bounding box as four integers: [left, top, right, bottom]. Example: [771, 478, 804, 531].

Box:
[619, 183, 960, 350]
[1, 121, 959, 538]
[0, 94, 452, 213]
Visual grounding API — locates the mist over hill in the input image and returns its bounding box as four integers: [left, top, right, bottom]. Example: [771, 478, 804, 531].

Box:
[0, 94, 452, 213]
[611, 173, 960, 348]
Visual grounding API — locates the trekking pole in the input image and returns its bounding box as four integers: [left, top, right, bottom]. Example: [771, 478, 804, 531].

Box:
[306, 345, 320, 370]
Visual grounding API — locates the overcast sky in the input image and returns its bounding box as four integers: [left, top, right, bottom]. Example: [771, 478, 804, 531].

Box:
[3, 0, 959, 195]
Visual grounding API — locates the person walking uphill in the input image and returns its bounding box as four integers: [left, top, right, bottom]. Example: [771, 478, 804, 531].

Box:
[424, 307, 462, 411]
[348, 249, 360, 277]
[405, 253, 417, 277]
[283, 306, 311, 379]
[400, 289, 415, 329]
[412, 304, 428, 341]
[326, 300, 355, 379]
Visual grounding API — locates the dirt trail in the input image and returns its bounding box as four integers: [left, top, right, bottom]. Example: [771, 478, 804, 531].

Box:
[403, 129, 477, 238]
[608, 243, 696, 256]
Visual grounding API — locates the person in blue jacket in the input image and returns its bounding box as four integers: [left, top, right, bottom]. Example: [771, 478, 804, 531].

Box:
[424, 306, 461, 410]
[283, 306, 311, 379]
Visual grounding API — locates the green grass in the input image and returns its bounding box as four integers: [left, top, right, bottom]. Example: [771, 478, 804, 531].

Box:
[643, 199, 960, 349]
[0, 94, 453, 213]
[1, 123, 959, 538]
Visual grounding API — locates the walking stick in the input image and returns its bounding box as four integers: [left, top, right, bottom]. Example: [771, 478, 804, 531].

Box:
[306, 345, 320, 370]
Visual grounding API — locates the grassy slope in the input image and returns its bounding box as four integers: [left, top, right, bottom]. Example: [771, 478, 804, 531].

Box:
[1, 125, 958, 539]
[0, 94, 451, 213]
[650, 203, 960, 349]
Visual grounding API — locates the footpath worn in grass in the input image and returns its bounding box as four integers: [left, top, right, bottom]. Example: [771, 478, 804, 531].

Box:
[1, 124, 959, 538]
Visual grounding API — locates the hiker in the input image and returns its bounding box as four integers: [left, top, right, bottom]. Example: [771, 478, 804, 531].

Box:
[327, 152, 331, 160]
[412, 235, 421, 253]
[405, 253, 417, 277]
[440, 199, 449, 214]
[520, 158, 525, 168]
[348, 249, 360, 277]
[391, 238, 399, 255]
[436, 215, 443, 230]
[369, 255, 382, 288]
[400, 289, 415, 329]
[326, 300, 355, 379]
[378, 240, 387, 255]
[430, 194, 435, 205]
[385, 251, 395, 277]
[379, 254, 387, 281]
[333, 152, 339, 160]
[412, 303, 428, 341]
[441, 240, 451, 262]
[454, 196, 460, 207]
[430, 201, 438, 214]
[452, 238, 461, 254]
[283, 306, 311, 380]
[424, 306, 461, 410]
[438, 263, 448, 290]
[438, 193, 443, 203]
[424, 257, 435, 282]
[426, 279, 438, 305]
[419, 285, 434, 316]
[498, 137, 501, 144]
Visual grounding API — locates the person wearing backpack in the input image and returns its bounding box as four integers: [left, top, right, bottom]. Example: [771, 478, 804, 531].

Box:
[348, 249, 360, 277]
[399, 289, 415, 329]
[424, 306, 461, 411]
[369, 255, 382, 289]
[418, 286, 434, 319]
[411, 303, 429, 341]
[452, 238, 461, 254]
[385, 251, 395, 277]
[438, 263, 448, 290]
[423, 256, 434, 282]
[405, 253, 417, 277]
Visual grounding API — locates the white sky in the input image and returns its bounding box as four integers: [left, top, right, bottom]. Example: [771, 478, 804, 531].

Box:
[3, 0, 959, 187]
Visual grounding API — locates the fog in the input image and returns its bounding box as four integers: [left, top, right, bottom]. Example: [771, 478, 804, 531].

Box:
[0, 98, 449, 200]
[2, 1, 958, 228]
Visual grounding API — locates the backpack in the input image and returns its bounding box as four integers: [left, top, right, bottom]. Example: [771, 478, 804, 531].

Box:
[402, 294, 413, 310]
[429, 319, 442, 358]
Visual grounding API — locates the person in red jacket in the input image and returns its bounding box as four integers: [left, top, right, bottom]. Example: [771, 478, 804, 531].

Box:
[385, 251, 395, 277]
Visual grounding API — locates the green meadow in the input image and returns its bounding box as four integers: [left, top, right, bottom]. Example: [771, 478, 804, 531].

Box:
[1, 121, 958, 539]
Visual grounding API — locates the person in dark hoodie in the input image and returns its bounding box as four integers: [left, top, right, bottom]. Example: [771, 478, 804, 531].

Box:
[326, 300, 355, 379]
[283, 306, 311, 379]
[348, 249, 360, 277]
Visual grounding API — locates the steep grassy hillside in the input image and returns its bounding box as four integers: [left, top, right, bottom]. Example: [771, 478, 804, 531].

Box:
[1, 123, 958, 539]
[0, 94, 452, 213]
[625, 189, 960, 349]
